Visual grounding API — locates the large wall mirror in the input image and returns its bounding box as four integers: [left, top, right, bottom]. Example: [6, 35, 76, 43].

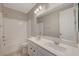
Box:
[36, 3, 78, 47]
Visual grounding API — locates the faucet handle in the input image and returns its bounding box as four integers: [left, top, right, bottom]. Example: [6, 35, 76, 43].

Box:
[59, 33, 63, 38]
[59, 33, 62, 35]
[54, 41, 59, 45]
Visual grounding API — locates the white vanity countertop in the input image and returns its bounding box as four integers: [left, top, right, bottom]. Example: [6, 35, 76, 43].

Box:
[27, 36, 79, 56]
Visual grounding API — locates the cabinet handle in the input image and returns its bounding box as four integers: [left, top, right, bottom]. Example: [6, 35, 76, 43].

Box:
[2, 36, 5, 38]
[3, 40, 5, 41]
[33, 50, 35, 52]
[30, 48, 32, 49]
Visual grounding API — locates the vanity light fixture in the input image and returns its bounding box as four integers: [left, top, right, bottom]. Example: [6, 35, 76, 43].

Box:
[34, 5, 43, 14]
[39, 6, 42, 10]
[34, 8, 39, 14]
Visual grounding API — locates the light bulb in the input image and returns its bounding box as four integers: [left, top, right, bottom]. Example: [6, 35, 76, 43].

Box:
[39, 6, 42, 10]
[34, 10, 37, 14]
[36, 8, 39, 12]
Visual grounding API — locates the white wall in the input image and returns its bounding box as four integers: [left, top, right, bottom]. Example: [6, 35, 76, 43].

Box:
[27, 19, 31, 37]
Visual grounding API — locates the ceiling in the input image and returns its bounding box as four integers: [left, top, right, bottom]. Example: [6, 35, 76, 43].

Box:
[3, 3, 36, 14]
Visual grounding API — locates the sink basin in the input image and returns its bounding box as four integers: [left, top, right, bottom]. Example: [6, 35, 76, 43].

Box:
[43, 42, 66, 52]
[34, 36, 66, 53]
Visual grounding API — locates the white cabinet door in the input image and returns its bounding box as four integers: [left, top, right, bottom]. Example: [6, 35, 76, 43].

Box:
[32, 46, 38, 56]
[59, 7, 77, 42]
[28, 43, 33, 56]
[37, 46, 56, 56]
[28, 42, 38, 56]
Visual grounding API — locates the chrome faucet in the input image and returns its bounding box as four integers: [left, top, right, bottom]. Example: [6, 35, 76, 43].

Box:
[54, 33, 62, 45]
[54, 41, 60, 45]
[37, 32, 41, 40]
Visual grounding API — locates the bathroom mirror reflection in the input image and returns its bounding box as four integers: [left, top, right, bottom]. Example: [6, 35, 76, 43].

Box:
[36, 3, 78, 47]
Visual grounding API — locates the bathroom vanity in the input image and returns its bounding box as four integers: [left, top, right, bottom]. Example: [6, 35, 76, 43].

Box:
[27, 36, 79, 56]
[27, 37, 56, 56]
